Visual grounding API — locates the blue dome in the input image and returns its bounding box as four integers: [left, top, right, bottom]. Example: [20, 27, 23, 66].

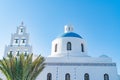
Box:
[59, 32, 82, 38]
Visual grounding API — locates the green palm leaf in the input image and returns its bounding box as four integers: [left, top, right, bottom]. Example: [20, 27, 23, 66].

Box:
[0, 53, 45, 80]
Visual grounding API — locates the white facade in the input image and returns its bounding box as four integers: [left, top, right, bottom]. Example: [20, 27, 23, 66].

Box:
[37, 25, 120, 80]
[1, 24, 119, 80]
[4, 22, 32, 57]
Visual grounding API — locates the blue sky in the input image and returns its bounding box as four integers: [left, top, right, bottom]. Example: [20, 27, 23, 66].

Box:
[0, 0, 120, 74]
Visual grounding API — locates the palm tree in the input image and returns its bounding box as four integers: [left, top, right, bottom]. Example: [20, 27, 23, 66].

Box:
[0, 53, 45, 80]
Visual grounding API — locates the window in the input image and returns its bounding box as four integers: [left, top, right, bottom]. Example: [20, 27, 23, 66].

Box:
[81, 43, 84, 52]
[21, 28, 23, 32]
[84, 73, 89, 80]
[17, 51, 20, 56]
[9, 51, 13, 56]
[68, 27, 70, 31]
[55, 44, 57, 52]
[104, 74, 109, 80]
[67, 42, 71, 51]
[18, 28, 24, 34]
[10, 51, 12, 54]
[22, 39, 26, 43]
[65, 73, 70, 80]
[15, 39, 19, 43]
[47, 73, 52, 80]
[24, 51, 27, 56]
[8, 51, 13, 57]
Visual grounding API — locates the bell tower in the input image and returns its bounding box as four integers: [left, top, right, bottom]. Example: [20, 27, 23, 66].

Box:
[4, 22, 32, 57]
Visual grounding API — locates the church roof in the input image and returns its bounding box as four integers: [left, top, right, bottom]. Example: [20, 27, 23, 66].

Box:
[99, 55, 109, 58]
[59, 32, 82, 38]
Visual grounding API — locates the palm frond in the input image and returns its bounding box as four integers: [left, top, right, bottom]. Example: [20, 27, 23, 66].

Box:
[0, 53, 45, 80]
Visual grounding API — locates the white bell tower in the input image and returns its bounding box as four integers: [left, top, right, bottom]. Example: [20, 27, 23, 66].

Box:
[4, 22, 32, 57]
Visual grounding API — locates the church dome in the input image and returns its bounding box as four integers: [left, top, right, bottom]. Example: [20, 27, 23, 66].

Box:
[59, 32, 82, 38]
[50, 25, 88, 57]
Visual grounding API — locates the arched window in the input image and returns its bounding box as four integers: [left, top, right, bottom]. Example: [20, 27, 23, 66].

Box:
[47, 73, 52, 80]
[15, 39, 19, 43]
[21, 28, 23, 32]
[55, 44, 57, 52]
[10, 51, 13, 54]
[104, 74, 109, 80]
[8, 51, 13, 57]
[81, 43, 84, 52]
[17, 51, 20, 56]
[67, 42, 72, 51]
[22, 39, 26, 43]
[24, 51, 28, 56]
[84, 73, 89, 80]
[65, 73, 70, 80]
[68, 27, 70, 31]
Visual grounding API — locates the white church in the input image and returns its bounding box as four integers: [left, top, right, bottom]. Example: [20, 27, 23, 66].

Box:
[2, 23, 120, 80]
